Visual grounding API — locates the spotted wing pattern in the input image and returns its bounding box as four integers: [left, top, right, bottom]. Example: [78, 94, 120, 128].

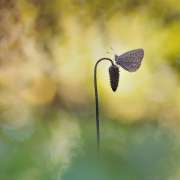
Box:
[115, 49, 144, 72]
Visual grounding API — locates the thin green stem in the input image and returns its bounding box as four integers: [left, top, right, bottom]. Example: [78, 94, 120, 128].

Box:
[94, 58, 114, 153]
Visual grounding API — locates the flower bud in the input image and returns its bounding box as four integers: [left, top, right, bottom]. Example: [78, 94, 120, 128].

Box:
[109, 64, 119, 91]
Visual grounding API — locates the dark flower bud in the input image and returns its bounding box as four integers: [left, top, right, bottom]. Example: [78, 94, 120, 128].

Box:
[109, 64, 119, 91]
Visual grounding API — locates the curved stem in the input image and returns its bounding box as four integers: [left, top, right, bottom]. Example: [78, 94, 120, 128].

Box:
[94, 58, 114, 153]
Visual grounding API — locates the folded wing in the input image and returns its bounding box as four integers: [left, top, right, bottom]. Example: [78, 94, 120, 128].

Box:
[115, 49, 144, 72]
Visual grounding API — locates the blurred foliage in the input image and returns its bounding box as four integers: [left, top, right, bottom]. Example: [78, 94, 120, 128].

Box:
[0, 0, 180, 179]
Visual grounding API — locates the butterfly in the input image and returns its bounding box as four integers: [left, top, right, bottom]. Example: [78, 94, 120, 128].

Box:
[115, 48, 144, 72]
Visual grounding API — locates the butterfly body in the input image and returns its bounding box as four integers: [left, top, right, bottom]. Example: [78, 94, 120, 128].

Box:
[115, 48, 144, 72]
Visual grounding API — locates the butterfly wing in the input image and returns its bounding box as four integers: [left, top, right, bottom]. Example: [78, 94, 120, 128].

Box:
[115, 49, 144, 72]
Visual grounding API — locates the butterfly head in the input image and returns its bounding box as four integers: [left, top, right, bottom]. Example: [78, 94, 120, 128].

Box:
[114, 54, 119, 61]
[114, 54, 119, 63]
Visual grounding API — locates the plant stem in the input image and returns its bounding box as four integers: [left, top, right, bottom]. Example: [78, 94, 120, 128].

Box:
[94, 58, 114, 153]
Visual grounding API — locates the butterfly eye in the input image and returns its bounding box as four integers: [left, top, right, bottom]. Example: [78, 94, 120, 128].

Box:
[109, 64, 119, 91]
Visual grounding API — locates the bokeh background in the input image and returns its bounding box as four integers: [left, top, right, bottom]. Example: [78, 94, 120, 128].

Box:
[0, 0, 180, 179]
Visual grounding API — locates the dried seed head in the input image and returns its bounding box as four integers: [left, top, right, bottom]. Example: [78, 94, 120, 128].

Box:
[109, 64, 119, 91]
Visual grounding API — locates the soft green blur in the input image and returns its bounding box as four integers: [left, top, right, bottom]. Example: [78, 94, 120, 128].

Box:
[0, 1, 180, 179]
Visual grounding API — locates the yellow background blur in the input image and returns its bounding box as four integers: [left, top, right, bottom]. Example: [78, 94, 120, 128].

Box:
[0, 1, 180, 179]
